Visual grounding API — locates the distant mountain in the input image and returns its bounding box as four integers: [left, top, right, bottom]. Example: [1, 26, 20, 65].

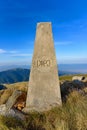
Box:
[0, 65, 30, 72]
[0, 68, 30, 84]
[0, 68, 79, 84]
[0, 64, 87, 73]
[58, 70, 79, 76]
[58, 64, 87, 74]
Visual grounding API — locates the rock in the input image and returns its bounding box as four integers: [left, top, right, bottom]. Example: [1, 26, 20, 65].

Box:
[6, 108, 26, 120]
[0, 84, 6, 90]
[61, 80, 85, 100]
[0, 90, 26, 120]
[83, 77, 87, 82]
[61, 81, 74, 100]
[0, 104, 26, 120]
[72, 76, 87, 82]
[72, 80, 84, 88]
[6, 90, 22, 111]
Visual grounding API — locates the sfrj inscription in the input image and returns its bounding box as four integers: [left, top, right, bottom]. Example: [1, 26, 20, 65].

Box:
[33, 60, 50, 67]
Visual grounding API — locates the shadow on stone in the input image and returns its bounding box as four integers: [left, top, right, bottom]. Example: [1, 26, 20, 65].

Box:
[61, 80, 87, 101]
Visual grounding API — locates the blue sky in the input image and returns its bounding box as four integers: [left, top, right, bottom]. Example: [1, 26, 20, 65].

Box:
[0, 0, 87, 65]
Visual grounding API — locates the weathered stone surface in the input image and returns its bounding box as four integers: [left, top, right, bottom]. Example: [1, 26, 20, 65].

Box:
[0, 90, 26, 120]
[6, 90, 22, 111]
[61, 80, 85, 101]
[25, 22, 62, 112]
[0, 104, 25, 120]
[72, 76, 87, 82]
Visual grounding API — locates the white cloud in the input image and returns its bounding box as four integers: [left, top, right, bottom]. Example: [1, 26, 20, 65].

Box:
[11, 53, 32, 57]
[0, 49, 6, 53]
[0, 49, 19, 54]
[0, 48, 32, 57]
[9, 50, 18, 54]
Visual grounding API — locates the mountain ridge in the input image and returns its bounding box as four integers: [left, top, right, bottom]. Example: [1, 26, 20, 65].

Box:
[0, 68, 82, 84]
[0, 68, 30, 84]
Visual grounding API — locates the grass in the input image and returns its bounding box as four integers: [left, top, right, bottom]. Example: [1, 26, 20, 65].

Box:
[0, 91, 87, 130]
[0, 89, 13, 105]
[0, 74, 87, 130]
[59, 74, 87, 81]
[0, 82, 28, 105]
[5, 81, 28, 92]
[0, 115, 24, 130]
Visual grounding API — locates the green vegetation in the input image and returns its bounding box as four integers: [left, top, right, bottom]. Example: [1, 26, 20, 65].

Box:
[0, 68, 30, 84]
[0, 91, 87, 130]
[0, 68, 72, 84]
[59, 74, 87, 81]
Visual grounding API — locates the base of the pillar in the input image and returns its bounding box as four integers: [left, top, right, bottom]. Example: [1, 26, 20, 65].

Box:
[23, 102, 62, 113]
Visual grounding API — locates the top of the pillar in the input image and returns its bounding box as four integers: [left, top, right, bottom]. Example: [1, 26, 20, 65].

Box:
[37, 22, 51, 26]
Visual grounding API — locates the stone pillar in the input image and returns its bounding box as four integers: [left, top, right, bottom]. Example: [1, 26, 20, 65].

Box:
[25, 22, 62, 112]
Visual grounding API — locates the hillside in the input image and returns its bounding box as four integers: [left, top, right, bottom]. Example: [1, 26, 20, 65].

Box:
[0, 68, 73, 84]
[0, 68, 30, 84]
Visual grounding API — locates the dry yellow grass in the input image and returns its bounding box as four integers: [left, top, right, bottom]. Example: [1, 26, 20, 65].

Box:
[0, 91, 87, 130]
[84, 87, 87, 93]
[0, 79, 87, 130]
[0, 82, 28, 105]
[23, 91, 87, 130]
[0, 89, 13, 105]
[0, 115, 23, 130]
[5, 81, 28, 92]
[59, 74, 87, 81]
